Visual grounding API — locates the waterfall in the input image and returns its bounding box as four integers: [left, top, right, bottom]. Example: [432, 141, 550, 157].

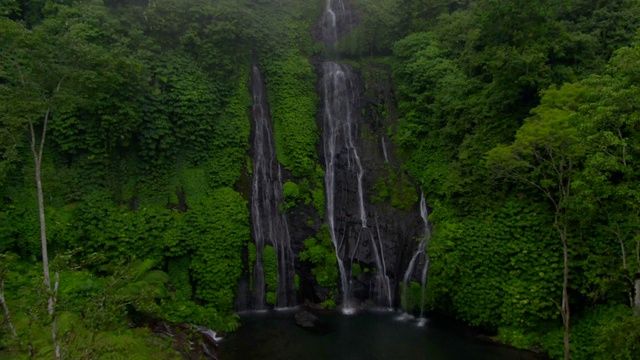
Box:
[381, 136, 389, 163]
[321, 61, 359, 313]
[320, 0, 351, 48]
[320, 0, 362, 313]
[250, 65, 296, 309]
[375, 216, 393, 308]
[401, 191, 431, 315]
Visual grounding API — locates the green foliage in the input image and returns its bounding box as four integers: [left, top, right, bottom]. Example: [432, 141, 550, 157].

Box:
[186, 188, 250, 312]
[262, 245, 278, 305]
[591, 307, 640, 360]
[321, 298, 336, 309]
[282, 181, 301, 210]
[336, 0, 407, 56]
[351, 263, 362, 278]
[371, 164, 418, 210]
[160, 299, 239, 332]
[400, 281, 423, 313]
[299, 226, 338, 288]
[3, 1, 640, 359]
[0, 257, 179, 358]
[427, 198, 560, 329]
[391, 3, 640, 356]
[264, 51, 319, 178]
[498, 305, 640, 360]
[73, 190, 177, 263]
[167, 256, 191, 300]
[206, 72, 251, 188]
[178, 167, 209, 206]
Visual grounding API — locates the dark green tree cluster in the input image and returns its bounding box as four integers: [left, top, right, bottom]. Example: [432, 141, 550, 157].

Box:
[389, 0, 640, 358]
[0, 0, 320, 357]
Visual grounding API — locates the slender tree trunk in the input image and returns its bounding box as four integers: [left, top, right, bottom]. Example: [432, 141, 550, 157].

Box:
[554, 209, 570, 360]
[34, 154, 51, 297]
[30, 105, 59, 359]
[634, 278, 640, 316]
[51, 272, 59, 359]
[561, 223, 570, 360]
[0, 279, 18, 339]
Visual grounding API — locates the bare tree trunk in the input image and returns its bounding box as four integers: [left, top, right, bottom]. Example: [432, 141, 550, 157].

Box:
[554, 209, 570, 360]
[0, 279, 18, 339]
[561, 225, 570, 360]
[51, 272, 59, 359]
[634, 278, 640, 316]
[30, 103, 59, 360]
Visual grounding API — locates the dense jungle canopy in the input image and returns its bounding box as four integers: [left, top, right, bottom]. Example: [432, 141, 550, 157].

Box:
[1, 0, 640, 359]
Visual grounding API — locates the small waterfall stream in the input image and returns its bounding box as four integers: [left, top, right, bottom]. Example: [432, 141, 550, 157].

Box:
[401, 191, 431, 317]
[250, 65, 296, 309]
[381, 136, 389, 163]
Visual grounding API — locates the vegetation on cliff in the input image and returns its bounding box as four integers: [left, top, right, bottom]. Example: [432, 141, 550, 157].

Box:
[1, 0, 640, 358]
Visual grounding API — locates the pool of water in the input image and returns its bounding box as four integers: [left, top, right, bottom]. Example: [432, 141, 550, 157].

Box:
[218, 309, 543, 360]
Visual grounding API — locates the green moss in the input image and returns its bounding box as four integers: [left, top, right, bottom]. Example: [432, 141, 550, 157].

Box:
[187, 187, 250, 312]
[283, 181, 301, 209]
[321, 298, 336, 309]
[351, 263, 362, 278]
[264, 244, 277, 306]
[180, 167, 209, 205]
[399, 281, 423, 313]
[299, 225, 338, 288]
[207, 73, 251, 189]
[266, 52, 319, 178]
[266, 291, 277, 306]
[167, 256, 191, 300]
[371, 164, 418, 211]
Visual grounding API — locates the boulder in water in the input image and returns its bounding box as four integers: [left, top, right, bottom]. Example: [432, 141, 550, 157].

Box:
[295, 310, 319, 328]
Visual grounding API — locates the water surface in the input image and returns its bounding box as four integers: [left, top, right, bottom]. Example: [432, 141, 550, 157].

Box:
[218, 310, 542, 360]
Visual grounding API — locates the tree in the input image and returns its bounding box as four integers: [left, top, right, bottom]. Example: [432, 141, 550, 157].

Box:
[573, 37, 640, 314]
[487, 83, 586, 360]
[1, 7, 101, 355]
[1, 18, 65, 359]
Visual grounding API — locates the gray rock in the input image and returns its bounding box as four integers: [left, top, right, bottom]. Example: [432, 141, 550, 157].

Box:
[295, 310, 319, 328]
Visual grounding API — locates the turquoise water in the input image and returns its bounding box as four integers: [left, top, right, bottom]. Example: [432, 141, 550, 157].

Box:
[218, 310, 543, 360]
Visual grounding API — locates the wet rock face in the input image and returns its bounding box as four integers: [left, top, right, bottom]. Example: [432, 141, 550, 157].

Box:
[238, 0, 425, 311]
[314, 61, 424, 307]
[312, 0, 359, 46]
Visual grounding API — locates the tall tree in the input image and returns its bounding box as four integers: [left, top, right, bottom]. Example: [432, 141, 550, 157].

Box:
[574, 37, 640, 313]
[487, 83, 586, 360]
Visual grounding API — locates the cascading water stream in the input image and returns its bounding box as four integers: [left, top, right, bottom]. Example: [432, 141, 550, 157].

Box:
[381, 136, 389, 163]
[320, 0, 396, 312]
[322, 61, 359, 313]
[320, 0, 365, 313]
[374, 216, 393, 308]
[401, 191, 431, 316]
[417, 192, 431, 319]
[250, 65, 296, 310]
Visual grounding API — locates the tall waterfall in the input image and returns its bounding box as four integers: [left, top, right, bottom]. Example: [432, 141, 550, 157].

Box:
[321, 61, 359, 313]
[319, 0, 361, 313]
[250, 65, 296, 309]
[319, 0, 394, 312]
